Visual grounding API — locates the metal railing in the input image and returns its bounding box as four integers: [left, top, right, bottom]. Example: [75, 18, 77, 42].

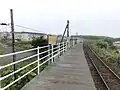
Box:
[0, 41, 75, 90]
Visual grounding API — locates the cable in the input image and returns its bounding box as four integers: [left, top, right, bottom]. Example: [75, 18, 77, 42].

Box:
[0, 24, 46, 34]
[15, 25, 42, 33]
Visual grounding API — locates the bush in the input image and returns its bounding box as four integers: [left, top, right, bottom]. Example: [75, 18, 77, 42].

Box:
[95, 40, 108, 49]
[16, 44, 33, 51]
[104, 38, 113, 46]
[31, 36, 48, 48]
[0, 36, 49, 90]
[90, 39, 120, 68]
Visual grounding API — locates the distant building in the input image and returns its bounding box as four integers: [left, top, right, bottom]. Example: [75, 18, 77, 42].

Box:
[0, 32, 46, 41]
[0, 32, 10, 38]
[113, 41, 120, 47]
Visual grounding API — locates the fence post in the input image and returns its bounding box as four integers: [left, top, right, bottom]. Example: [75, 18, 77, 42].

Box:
[62, 43, 64, 54]
[64, 42, 66, 52]
[59, 43, 61, 56]
[48, 44, 51, 64]
[51, 44, 54, 63]
[37, 46, 40, 75]
[57, 43, 59, 57]
[66, 42, 68, 51]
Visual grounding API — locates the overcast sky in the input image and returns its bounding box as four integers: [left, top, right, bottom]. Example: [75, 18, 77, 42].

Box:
[0, 0, 120, 37]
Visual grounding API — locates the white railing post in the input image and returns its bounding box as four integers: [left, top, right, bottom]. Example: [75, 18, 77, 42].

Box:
[51, 44, 54, 63]
[57, 43, 59, 57]
[66, 42, 68, 51]
[64, 42, 66, 52]
[59, 43, 61, 56]
[48, 44, 50, 64]
[63, 42, 64, 53]
[37, 46, 40, 75]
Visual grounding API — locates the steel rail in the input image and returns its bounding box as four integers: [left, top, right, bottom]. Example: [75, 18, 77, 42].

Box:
[85, 43, 120, 89]
[84, 47, 109, 90]
[89, 45, 120, 81]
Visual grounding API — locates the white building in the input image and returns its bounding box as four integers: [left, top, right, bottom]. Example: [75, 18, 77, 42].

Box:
[113, 41, 120, 47]
[0, 32, 46, 41]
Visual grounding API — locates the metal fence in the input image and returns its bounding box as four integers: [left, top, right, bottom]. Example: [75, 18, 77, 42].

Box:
[0, 41, 75, 90]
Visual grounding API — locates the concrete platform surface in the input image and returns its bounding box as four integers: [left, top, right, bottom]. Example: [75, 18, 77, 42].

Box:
[22, 44, 96, 90]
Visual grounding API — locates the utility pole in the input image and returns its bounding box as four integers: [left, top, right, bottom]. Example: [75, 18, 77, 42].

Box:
[10, 9, 16, 80]
[60, 20, 69, 43]
[67, 20, 69, 37]
[0, 9, 17, 83]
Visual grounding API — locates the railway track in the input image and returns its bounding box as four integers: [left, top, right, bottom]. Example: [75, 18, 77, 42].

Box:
[83, 42, 120, 90]
[83, 43, 108, 90]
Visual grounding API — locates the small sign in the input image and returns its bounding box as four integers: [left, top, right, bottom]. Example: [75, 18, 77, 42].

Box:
[48, 35, 57, 44]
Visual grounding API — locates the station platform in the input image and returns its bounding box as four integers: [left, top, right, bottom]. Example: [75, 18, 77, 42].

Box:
[22, 44, 96, 90]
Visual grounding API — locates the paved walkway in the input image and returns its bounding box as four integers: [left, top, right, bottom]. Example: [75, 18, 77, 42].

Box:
[22, 44, 96, 90]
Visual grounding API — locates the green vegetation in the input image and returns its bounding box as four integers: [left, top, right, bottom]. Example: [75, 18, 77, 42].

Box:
[0, 36, 49, 90]
[0, 36, 9, 43]
[0, 44, 4, 55]
[90, 38, 120, 67]
[15, 36, 48, 51]
[0, 60, 48, 90]
[15, 44, 33, 51]
[31, 36, 48, 48]
[80, 35, 113, 40]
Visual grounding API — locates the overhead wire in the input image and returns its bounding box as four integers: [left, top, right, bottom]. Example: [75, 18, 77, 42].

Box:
[0, 24, 45, 34]
[15, 25, 42, 33]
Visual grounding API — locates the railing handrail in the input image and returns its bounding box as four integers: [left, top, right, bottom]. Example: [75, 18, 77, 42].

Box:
[0, 45, 49, 58]
[0, 40, 77, 90]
